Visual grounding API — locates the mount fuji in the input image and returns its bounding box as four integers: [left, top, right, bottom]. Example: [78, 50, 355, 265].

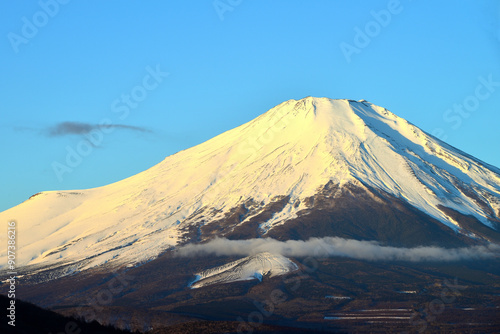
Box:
[1, 97, 500, 279]
[3, 97, 500, 333]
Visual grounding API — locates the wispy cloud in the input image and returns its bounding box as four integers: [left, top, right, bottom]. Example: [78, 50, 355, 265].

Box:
[46, 121, 150, 137]
[176, 237, 500, 262]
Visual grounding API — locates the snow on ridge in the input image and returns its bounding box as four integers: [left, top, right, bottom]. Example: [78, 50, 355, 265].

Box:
[1, 97, 499, 274]
[189, 252, 298, 289]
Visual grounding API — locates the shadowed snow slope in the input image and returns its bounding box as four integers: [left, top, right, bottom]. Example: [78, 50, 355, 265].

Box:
[1, 97, 499, 275]
[190, 252, 298, 288]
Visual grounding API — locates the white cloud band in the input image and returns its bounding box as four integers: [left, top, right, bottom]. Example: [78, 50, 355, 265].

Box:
[176, 237, 500, 262]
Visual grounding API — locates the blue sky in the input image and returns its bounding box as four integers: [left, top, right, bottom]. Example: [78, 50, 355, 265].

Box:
[1, 0, 499, 212]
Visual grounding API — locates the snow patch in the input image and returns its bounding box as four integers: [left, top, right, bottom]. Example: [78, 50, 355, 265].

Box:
[190, 252, 297, 289]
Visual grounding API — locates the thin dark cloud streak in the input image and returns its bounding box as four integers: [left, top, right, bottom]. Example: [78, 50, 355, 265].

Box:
[46, 121, 151, 137]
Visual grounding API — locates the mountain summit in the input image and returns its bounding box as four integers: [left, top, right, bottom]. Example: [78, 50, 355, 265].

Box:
[1, 97, 500, 276]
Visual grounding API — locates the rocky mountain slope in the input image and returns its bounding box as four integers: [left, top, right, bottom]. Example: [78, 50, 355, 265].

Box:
[1, 97, 499, 279]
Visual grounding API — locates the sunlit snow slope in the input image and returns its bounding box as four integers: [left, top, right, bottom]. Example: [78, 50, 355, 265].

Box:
[189, 252, 297, 289]
[1, 97, 500, 274]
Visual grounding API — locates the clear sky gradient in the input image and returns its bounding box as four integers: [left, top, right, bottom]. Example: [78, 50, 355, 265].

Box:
[1, 0, 499, 212]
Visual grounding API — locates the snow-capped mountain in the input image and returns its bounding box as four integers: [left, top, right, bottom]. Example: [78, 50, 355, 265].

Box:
[189, 252, 297, 289]
[1, 97, 500, 276]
